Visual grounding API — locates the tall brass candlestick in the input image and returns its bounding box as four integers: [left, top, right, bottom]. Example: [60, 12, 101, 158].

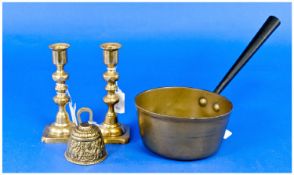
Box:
[99, 42, 130, 144]
[41, 43, 74, 143]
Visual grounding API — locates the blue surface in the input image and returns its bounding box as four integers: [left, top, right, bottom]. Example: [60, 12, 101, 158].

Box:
[2, 2, 292, 173]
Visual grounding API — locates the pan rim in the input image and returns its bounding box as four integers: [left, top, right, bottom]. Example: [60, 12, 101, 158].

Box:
[135, 86, 233, 120]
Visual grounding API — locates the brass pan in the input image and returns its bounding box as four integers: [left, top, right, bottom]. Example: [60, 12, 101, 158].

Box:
[135, 16, 280, 160]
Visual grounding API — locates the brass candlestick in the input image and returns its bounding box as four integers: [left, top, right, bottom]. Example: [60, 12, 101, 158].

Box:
[41, 43, 75, 143]
[99, 42, 130, 144]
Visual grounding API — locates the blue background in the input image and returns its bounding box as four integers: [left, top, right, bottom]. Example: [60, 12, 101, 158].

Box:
[2, 2, 292, 173]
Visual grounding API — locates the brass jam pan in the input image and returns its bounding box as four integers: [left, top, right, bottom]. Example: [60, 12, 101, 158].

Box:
[135, 16, 280, 160]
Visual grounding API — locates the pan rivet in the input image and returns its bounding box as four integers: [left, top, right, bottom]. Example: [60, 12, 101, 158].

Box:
[213, 103, 220, 112]
[199, 97, 207, 107]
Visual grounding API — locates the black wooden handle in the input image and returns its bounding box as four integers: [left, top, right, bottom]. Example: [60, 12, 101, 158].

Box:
[213, 16, 280, 94]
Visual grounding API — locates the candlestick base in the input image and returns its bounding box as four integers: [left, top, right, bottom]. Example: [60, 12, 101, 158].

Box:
[99, 124, 130, 144]
[41, 122, 74, 143]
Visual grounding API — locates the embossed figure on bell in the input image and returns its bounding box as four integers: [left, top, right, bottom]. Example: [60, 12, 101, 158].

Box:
[41, 43, 75, 143]
[65, 108, 107, 165]
[99, 42, 130, 144]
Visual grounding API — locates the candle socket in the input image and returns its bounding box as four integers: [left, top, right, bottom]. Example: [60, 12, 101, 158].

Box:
[99, 42, 130, 144]
[41, 43, 75, 143]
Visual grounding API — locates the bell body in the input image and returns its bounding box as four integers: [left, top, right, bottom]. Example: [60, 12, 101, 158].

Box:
[65, 122, 107, 165]
[135, 87, 232, 160]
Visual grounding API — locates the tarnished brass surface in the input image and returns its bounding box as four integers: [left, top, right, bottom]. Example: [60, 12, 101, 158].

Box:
[65, 108, 107, 165]
[42, 43, 74, 143]
[134, 16, 280, 160]
[99, 42, 130, 144]
[135, 87, 232, 160]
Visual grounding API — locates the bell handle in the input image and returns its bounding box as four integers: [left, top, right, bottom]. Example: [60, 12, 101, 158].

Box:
[213, 16, 280, 94]
[77, 107, 93, 124]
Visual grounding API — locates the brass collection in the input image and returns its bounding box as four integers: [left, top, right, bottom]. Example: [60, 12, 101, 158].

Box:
[41, 42, 130, 165]
[41, 16, 280, 165]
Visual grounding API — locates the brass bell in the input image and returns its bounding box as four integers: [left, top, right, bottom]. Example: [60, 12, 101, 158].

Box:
[65, 107, 107, 165]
